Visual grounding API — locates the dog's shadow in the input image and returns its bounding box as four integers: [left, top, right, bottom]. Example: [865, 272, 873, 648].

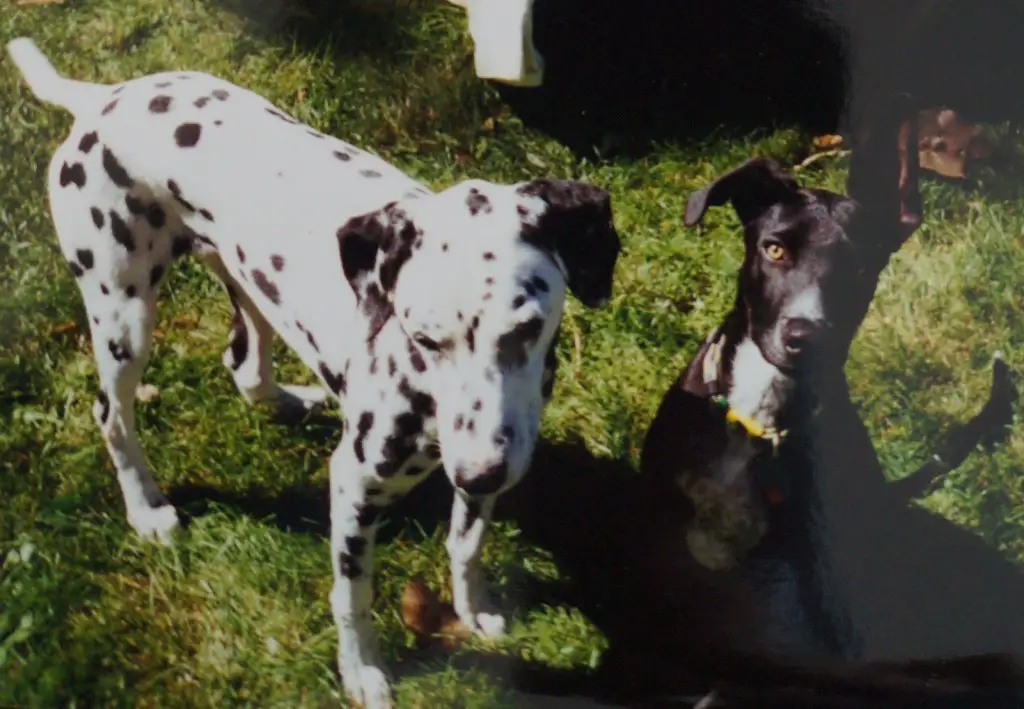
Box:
[167, 431, 1024, 701]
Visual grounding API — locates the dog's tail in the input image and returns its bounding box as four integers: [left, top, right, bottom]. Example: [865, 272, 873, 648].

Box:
[6, 38, 106, 116]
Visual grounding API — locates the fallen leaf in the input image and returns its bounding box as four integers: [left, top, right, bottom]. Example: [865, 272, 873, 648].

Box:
[49, 320, 79, 338]
[812, 134, 843, 149]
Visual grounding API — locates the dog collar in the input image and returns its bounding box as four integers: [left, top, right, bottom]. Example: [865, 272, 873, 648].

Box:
[702, 330, 788, 456]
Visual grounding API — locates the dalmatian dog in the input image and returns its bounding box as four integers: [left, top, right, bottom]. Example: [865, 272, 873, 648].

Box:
[6, 38, 621, 708]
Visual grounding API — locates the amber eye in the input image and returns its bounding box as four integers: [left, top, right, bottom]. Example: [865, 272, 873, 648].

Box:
[764, 242, 786, 261]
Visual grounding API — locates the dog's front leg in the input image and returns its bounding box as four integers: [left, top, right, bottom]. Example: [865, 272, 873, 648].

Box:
[329, 443, 393, 709]
[446, 492, 506, 638]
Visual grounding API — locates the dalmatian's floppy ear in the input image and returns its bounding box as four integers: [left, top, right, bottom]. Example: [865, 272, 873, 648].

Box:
[337, 202, 417, 341]
[516, 179, 622, 308]
[684, 158, 801, 229]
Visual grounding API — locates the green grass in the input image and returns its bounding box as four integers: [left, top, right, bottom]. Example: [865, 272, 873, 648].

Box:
[1, 0, 1023, 706]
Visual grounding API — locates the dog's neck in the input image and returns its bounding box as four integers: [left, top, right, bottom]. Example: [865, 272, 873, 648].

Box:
[692, 308, 797, 433]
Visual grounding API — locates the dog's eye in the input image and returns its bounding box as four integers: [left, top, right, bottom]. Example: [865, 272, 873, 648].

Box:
[412, 333, 441, 352]
[764, 242, 786, 262]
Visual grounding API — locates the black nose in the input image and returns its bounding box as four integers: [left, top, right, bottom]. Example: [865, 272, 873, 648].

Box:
[453, 462, 508, 497]
[781, 318, 824, 355]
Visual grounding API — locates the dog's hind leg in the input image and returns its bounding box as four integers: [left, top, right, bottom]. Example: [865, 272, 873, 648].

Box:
[198, 252, 328, 414]
[83, 275, 179, 544]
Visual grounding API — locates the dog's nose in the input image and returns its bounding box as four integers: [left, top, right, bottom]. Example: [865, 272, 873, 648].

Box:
[453, 462, 508, 497]
[781, 318, 824, 355]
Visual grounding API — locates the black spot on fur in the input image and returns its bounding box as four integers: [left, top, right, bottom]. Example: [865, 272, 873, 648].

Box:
[149, 95, 173, 113]
[333, 150, 351, 162]
[387, 356, 397, 377]
[78, 131, 99, 153]
[90, 207, 105, 229]
[369, 357, 379, 375]
[442, 243, 449, 252]
[531, 276, 549, 292]
[194, 96, 210, 108]
[96, 390, 110, 424]
[125, 194, 145, 215]
[466, 420, 476, 433]
[398, 378, 435, 417]
[270, 254, 285, 271]
[125, 285, 137, 298]
[360, 169, 382, 178]
[265, 107, 298, 124]
[407, 338, 427, 373]
[354, 412, 374, 463]
[59, 162, 86, 189]
[345, 535, 367, 557]
[496, 317, 545, 370]
[467, 316, 480, 353]
[466, 188, 493, 216]
[472, 399, 482, 411]
[356, 503, 380, 527]
[154, 81, 172, 88]
[108, 340, 131, 362]
[102, 148, 133, 188]
[174, 123, 202, 148]
[307, 130, 325, 139]
[236, 245, 246, 263]
[227, 291, 248, 371]
[483, 252, 495, 261]
[76, 249, 94, 270]
[68, 261, 84, 278]
[485, 277, 494, 286]
[251, 269, 280, 305]
[454, 415, 465, 432]
[199, 209, 214, 222]
[100, 283, 110, 295]
[101, 99, 119, 115]
[172, 234, 193, 258]
[167, 179, 195, 211]
[108, 211, 135, 252]
[512, 295, 527, 309]
[318, 361, 346, 394]
[92, 316, 100, 325]
[212, 89, 229, 101]
[305, 330, 319, 352]
[147, 204, 166, 229]
[150, 264, 165, 287]
[339, 553, 362, 579]
[214, 119, 223, 127]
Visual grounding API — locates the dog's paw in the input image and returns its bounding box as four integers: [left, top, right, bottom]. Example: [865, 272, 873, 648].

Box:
[472, 611, 506, 639]
[127, 504, 180, 546]
[341, 662, 394, 709]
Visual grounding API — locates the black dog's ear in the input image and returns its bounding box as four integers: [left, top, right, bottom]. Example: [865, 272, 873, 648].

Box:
[846, 91, 923, 252]
[516, 179, 621, 308]
[336, 202, 416, 341]
[684, 158, 801, 228]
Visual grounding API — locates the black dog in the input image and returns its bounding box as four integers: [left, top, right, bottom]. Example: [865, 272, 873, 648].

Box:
[641, 96, 1024, 664]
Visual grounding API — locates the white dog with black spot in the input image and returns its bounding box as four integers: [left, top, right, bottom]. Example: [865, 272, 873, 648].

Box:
[7, 38, 621, 709]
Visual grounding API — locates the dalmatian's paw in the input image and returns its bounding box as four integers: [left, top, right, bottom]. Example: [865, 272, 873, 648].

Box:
[340, 660, 393, 709]
[127, 504, 180, 546]
[470, 610, 507, 639]
[275, 384, 331, 411]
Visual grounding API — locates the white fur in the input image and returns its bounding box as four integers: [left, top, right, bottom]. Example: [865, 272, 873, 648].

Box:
[8, 38, 575, 709]
[727, 337, 793, 429]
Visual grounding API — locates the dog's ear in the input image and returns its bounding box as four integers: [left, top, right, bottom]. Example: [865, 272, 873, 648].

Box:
[336, 202, 417, 341]
[684, 158, 801, 228]
[846, 91, 923, 253]
[516, 179, 621, 308]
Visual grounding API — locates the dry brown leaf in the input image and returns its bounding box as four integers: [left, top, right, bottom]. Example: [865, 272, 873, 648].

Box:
[813, 134, 843, 149]
[400, 579, 470, 652]
[49, 320, 79, 338]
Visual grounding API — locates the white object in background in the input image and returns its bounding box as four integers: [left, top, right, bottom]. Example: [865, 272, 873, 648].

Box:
[456, 0, 545, 87]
